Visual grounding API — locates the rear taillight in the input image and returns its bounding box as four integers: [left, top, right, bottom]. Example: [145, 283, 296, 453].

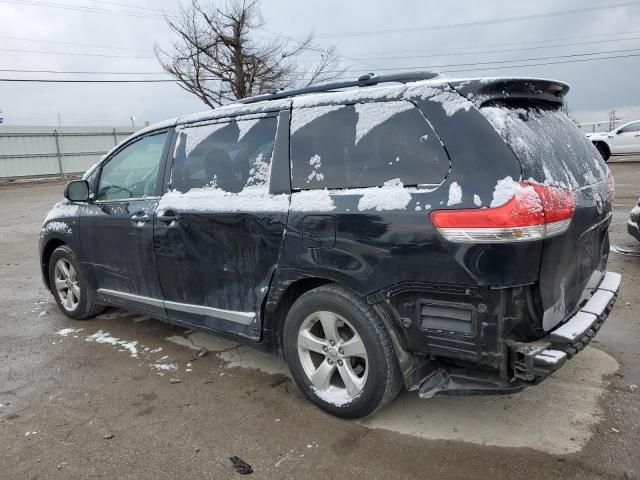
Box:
[430, 181, 575, 243]
[607, 169, 615, 201]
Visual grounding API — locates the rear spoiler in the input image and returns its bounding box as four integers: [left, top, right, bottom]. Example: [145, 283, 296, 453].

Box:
[447, 78, 570, 108]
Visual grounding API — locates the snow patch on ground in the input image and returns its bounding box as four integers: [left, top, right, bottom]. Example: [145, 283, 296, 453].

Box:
[447, 182, 462, 206]
[55, 327, 84, 337]
[85, 330, 139, 358]
[152, 362, 178, 372]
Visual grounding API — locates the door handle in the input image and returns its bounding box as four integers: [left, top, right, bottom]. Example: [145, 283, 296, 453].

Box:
[131, 212, 150, 223]
[157, 210, 178, 225]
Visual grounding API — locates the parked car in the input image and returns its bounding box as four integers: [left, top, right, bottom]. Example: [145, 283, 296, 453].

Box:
[40, 72, 620, 418]
[629, 198, 640, 241]
[587, 120, 640, 161]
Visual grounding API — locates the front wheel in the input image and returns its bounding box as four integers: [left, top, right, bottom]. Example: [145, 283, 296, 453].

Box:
[48, 245, 104, 320]
[283, 285, 402, 418]
[595, 142, 610, 161]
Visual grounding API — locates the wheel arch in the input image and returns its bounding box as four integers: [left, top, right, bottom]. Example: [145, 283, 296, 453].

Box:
[41, 238, 67, 291]
[267, 276, 333, 354]
[592, 140, 611, 160]
[266, 276, 424, 390]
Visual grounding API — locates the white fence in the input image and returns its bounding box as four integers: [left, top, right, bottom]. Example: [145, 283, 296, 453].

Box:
[0, 126, 137, 179]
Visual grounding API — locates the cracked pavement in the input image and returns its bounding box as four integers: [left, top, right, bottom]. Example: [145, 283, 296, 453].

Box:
[0, 161, 639, 479]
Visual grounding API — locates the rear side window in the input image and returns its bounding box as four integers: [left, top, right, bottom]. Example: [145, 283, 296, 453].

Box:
[480, 105, 607, 188]
[171, 116, 278, 193]
[290, 100, 449, 189]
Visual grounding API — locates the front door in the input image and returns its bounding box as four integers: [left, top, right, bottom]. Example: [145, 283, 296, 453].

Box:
[81, 130, 170, 316]
[611, 121, 640, 154]
[154, 113, 289, 339]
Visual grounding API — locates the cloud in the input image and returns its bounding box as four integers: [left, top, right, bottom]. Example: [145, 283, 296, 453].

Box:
[0, 0, 638, 126]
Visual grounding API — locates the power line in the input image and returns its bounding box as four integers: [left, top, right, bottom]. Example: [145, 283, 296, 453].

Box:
[0, 47, 154, 59]
[318, 47, 640, 74]
[0, 68, 168, 75]
[1, 50, 639, 83]
[284, 1, 640, 38]
[334, 29, 640, 57]
[442, 51, 640, 73]
[0, 35, 153, 52]
[337, 35, 640, 62]
[0, 0, 168, 19]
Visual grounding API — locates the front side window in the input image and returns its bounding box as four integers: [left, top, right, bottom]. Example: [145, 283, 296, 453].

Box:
[97, 132, 168, 201]
[290, 100, 449, 189]
[620, 122, 640, 133]
[171, 116, 278, 193]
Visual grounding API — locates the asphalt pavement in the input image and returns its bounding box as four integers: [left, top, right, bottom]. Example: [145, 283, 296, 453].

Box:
[0, 161, 639, 479]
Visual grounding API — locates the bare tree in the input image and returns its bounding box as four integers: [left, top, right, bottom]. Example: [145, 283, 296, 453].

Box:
[155, 0, 344, 108]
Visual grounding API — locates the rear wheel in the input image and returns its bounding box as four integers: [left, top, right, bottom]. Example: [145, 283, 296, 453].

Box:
[49, 246, 104, 320]
[283, 285, 402, 418]
[594, 142, 610, 161]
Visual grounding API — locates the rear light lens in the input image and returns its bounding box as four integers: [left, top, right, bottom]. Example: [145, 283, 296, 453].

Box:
[607, 169, 615, 201]
[430, 182, 575, 243]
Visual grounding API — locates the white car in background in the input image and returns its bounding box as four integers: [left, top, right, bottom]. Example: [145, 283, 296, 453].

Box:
[587, 120, 640, 161]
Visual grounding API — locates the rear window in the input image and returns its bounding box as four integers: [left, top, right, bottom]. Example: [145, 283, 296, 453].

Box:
[480, 105, 607, 188]
[290, 100, 449, 189]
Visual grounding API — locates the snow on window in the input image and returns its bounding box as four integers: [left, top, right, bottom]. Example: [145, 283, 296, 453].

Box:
[159, 187, 289, 213]
[480, 106, 605, 189]
[473, 194, 482, 207]
[237, 118, 260, 142]
[245, 153, 271, 188]
[354, 101, 413, 145]
[290, 189, 336, 212]
[306, 154, 324, 183]
[447, 182, 462, 206]
[429, 89, 473, 116]
[179, 122, 229, 157]
[291, 105, 345, 135]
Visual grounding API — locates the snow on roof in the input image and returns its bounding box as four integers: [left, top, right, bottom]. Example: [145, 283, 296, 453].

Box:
[137, 76, 569, 133]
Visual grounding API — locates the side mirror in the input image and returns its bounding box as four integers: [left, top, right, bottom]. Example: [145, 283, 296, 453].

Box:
[615, 128, 623, 135]
[64, 180, 90, 202]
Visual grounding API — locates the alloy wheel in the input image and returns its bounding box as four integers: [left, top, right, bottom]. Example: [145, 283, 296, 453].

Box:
[54, 258, 80, 311]
[297, 310, 368, 402]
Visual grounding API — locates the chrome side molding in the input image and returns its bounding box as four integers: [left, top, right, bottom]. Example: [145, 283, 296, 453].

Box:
[97, 288, 256, 325]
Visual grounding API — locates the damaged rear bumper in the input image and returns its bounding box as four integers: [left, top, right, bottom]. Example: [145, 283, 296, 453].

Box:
[418, 271, 621, 399]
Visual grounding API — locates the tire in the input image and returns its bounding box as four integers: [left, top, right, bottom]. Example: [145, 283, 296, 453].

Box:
[595, 142, 610, 162]
[283, 284, 402, 419]
[48, 245, 104, 320]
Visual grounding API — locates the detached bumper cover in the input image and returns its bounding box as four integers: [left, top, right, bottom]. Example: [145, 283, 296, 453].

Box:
[418, 271, 620, 398]
[511, 271, 620, 382]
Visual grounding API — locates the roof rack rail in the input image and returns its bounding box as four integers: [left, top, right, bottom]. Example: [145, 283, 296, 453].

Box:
[235, 71, 439, 105]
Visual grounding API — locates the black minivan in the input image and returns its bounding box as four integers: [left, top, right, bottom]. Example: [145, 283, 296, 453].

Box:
[40, 72, 620, 418]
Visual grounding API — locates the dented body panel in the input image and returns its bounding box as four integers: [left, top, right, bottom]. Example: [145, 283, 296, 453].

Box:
[39, 75, 620, 397]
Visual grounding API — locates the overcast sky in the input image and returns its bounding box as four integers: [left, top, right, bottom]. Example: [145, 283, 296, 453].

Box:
[0, 0, 639, 127]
